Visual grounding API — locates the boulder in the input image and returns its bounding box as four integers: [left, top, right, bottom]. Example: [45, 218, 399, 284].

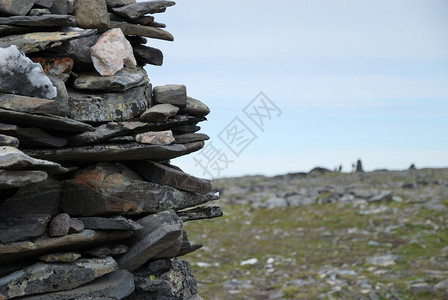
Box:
[90, 28, 137, 76]
[0, 45, 56, 99]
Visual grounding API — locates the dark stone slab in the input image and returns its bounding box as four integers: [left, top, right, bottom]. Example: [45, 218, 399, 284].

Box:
[131, 210, 182, 244]
[0, 214, 50, 244]
[129, 258, 198, 300]
[132, 43, 163, 66]
[0, 170, 47, 189]
[79, 216, 143, 231]
[0, 123, 67, 148]
[0, 257, 118, 299]
[0, 25, 28, 36]
[177, 206, 223, 222]
[117, 223, 182, 271]
[0, 230, 132, 264]
[60, 162, 217, 216]
[126, 160, 212, 194]
[171, 124, 200, 135]
[0, 14, 75, 27]
[109, 20, 173, 41]
[24, 141, 204, 162]
[0, 108, 94, 132]
[0, 29, 97, 54]
[111, 1, 175, 19]
[0, 93, 67, 116]
[68, 115, 205, 146]
[174, 133, 209, 144]
[20, 269, 135, 300]
[106, 0, 136, 8]
[82, 244, 129, 258]
[0, 177, 61, 221]
[67, 84, 151, 122]
[61, 34, 101, 63]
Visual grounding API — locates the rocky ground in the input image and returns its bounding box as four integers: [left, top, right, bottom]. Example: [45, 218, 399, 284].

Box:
[183, 168, 448, 299]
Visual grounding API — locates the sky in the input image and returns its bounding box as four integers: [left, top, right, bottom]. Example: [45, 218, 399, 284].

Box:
[141, 0, 448, 178]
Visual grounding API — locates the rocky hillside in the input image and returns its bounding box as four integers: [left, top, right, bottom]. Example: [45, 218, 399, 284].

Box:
[184, 168, 448, 299]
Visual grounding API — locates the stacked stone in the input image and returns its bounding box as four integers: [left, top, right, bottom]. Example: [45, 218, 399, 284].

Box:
[0, 1, 222, 299]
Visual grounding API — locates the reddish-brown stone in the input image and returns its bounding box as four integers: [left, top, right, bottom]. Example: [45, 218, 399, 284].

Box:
[30, 57, 74, 82]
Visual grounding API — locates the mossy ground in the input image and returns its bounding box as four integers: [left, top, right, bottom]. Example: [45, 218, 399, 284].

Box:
[183, 169, 448, 299]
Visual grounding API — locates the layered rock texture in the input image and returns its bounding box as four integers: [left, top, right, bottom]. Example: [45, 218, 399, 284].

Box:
[0, 0, 220, 299]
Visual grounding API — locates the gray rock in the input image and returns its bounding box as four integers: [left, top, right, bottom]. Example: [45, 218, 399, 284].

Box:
[0, 257, 118, 299]
[117, 223, 182, 271]
[153, 84, 187, 108]
[47, 76, 70, 115]
[0, 152, 51, 180]
[0, 0, 36, 16]
[110, 20, 174, 41]
[129, 259, 198, 300]
[0, 93, 68, 116]
[25, 141, 204, 162]
[135, 130, 175, 145]
[179, 97, 210, 117]
[174, 133, 209, 144]
[68, 115, 205, 146]
[365, 255, 402, 267]
[69, 218, 85, 233]
[74, 67, 149, 92]
[68, 84, 150, 122]
[0, 123, 67, 148]
[0, 135, 18, 148]
[140, 103, 179, 123]
[0, 46, 56, 99]
[0, 170, 48, 190]
[126, 160, 212, 194]
[74, 0, 110, 30]
[60, 162, 217, 216]
[48, 0, 71, 14]
[171, 124, 200, 135]
[0, 146, 67, 174]
[79, 216, 143, 231]
[111, 1, 175, 19]
[369, 190, 392, 202]
[106, 0, 136, 8]
[34, 0, 54, 8]
[63, 34, 101, 63]
[0, 108, 94, 132]
[132, 43, 163, 66]
[0, 214, 50, 244]
[434, 278, 448, 291]
[0, 177, 61, 220]
[48, 213, 70, 237]
[0, 28, 97, 54]
[38, 252, 81, 263]
[0, 230, 132, 264]
[82, 244, 129, 258]
[27, 8, 51, 16]
[111, 13, 155, 26]
[0, 14, 75, 27]
[20, 269, 135, 300]
[177, 206, 223, 222]
[131, 210, 182, 244]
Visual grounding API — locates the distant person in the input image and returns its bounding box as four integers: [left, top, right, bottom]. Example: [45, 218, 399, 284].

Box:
[338, 165, 342, 172]
[409, 164, 417, 170]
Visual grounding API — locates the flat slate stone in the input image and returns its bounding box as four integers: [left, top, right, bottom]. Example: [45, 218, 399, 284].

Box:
[0, 123, 67, 148]
[111, 1, 175, 19]
[131, 210, 182, 244]
[0, 257, 118, 299]
[0, 14, 75, 27]
[153, 84, 187, 108]
[0, 146, 67, 174]
[0, 25, 28, 36]
[0, 93, 67, 116]
[79, 216, 143, 231]
[68, 84, 150, 122]
[140, 103, 179, 123]
[132, 43, 163, 66]
[0, 177, 61, 220]
[0, 46, 57, 100]
[68, 115, 205, 146]
[82, 244, 129, 258]
[0, 108, 94, 132]
[60, 162, 217, 216]
[110, 13, 154, 25]
[0, 135, 18, 148]
[174, 133, 210, 144]
[0, 230, 132, 264]
[0, 29, 97, 54]
[110, 20, 173, 41]
[74, 67, 149, 92]
[0, 170, 47, 190]
[177, 206, 223, 222]
[20, 269, 135, 300]
[171, 124, 201, 135]
[0, 214, 50, 244]
[24, 141, 205, 162]
[38, 252, 81, 263]
[126, 160, 212, 194]
[117, 223, 182, 272]
[106, 0, 136, 8]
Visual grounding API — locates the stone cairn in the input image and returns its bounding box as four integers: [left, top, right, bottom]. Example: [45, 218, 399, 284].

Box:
[0, 1, 222, 299]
